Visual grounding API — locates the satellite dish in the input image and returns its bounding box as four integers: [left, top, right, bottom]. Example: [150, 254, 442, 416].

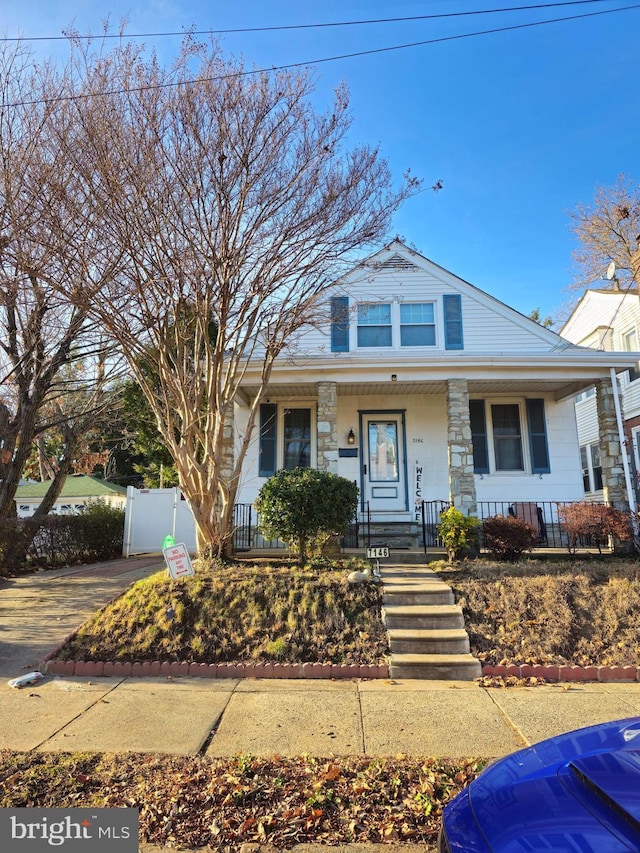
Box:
[606, 261, 616, 280]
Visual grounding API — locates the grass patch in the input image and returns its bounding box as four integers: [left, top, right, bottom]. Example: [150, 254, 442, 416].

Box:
[0, 750, 485, 849]
[58, 558, 388, 665]
[438, 557, 640, 667]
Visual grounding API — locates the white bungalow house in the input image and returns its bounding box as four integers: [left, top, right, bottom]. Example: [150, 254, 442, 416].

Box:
[560, 286, 640, 504]
[15, 474, 127, 518]
[231, 240, 638, 547]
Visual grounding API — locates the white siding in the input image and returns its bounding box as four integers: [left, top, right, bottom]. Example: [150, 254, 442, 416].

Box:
[295, 266, 559, 357]
[235, 393, 585, 507]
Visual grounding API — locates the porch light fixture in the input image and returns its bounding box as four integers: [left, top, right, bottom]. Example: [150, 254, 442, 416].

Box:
[391, 374, 397, 381]
[347, 428, 356, 445]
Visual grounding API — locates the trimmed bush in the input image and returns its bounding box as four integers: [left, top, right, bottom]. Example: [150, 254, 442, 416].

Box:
[437, 507, 481, 562]
[482, 514, 538, 561]
[558, 502, 632, 555]
[0, 502, 125, 574]
[255, 468, 358, 565]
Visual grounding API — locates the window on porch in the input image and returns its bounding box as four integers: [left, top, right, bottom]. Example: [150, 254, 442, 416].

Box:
[259, 403, 313, 477]
[470, 399, 550, 475]
[580, 443, 603, 493]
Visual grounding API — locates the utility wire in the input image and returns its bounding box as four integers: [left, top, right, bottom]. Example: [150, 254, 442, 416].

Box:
[6, 2, 640, 108]
[0, 0, 622, 41]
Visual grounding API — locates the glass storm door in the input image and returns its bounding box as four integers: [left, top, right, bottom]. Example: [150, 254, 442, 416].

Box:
[363, 415, 406, 512]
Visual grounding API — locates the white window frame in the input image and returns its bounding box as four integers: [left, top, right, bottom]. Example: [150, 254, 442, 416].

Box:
[355, 300, 439, 350]
[621, 327, 640, 384]
[489, 401, 526, 473]
[580, 442, 603, 493]
[280, 404, 315, 470]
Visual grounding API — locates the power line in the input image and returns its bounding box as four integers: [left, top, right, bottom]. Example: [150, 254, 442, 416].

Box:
[0, 0, 622, 42]
[6, 2, 640, 109]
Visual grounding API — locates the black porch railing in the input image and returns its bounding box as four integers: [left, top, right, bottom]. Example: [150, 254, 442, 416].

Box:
[420, 499, 614, 552]
[234, 499, 616, 553]
[232, 502, 371, 552]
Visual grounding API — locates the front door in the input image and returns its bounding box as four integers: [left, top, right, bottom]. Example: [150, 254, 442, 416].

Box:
[362, 414, 407, 512]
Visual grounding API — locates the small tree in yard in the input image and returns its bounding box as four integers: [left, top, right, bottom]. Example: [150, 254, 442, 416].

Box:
[437, 507, 481, 562]
[256, 468, 358, 565]
[47, 33, 420, 558]
[482, 515, 538, 562]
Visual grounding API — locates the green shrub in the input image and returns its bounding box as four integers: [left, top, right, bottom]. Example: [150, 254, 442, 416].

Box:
[558, 502, 632, 555]
[437, 507, 481, 562]
[481, 514, 538, 561]
[255, 468, 358, 565]
[0, 501, 125, 573]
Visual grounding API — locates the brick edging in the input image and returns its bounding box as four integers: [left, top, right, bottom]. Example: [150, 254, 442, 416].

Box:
[43, 659, 389, 679]
[482, 663, 640, 682]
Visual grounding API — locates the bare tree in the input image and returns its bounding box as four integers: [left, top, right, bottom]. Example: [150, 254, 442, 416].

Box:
[0, 43, 122, 518]
[56, 35, 418, 556]
[570, 174, 640, 292]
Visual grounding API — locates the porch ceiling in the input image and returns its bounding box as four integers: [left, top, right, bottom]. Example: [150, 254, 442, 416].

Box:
[241, 378, 590, 401]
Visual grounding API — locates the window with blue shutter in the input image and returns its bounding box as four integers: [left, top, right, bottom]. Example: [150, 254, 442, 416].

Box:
[259, 403, 277, 477]
[469, 400, 489, 474]
[526, 399, 550, 474]
[330, 296, 349, 352]
[443, 294, 464, 350]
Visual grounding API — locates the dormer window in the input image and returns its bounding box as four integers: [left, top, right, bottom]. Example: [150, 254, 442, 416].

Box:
[400, 303, 436, 346]
[357, 303, 392, 347]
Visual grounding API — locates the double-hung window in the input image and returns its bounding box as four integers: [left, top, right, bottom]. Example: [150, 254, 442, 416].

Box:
[622, 328, 640, 383]
[491, 404, 524, 471]
[470, 399, 550, 475]
[580, 443, 603, 493]
[259, 403, 313, 477]
[400, 303, 436, 346]
[357, 303, 392, 347]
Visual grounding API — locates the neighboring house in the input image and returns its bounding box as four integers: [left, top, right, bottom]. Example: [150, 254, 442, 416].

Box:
[560, 286, 640, 503]
[230, 240, 637, 546]
[15, 474, 127, 518]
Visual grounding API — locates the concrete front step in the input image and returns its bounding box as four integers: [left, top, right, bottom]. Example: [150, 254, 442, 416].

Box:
[388, 628, 471, 655]
[383, 585, 454, 606]
[382, 604, 465, 630]
[389, 653, 482, 680]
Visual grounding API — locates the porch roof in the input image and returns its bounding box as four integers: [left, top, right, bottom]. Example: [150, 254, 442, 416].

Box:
[236, 349, 638, 404]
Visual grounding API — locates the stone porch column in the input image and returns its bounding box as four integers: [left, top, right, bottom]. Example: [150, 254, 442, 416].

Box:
[595, 378, 629, 511]
[446, 378, 477, 516]
[317, 381, 338, 473]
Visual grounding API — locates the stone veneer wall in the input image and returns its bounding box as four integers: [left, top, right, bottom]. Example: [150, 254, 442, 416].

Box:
[316, 381, 338, 473]
[446, 378, 477, 515]
[595, 378, 629, 511]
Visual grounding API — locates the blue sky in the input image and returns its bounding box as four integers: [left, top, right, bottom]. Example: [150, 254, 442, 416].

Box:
[2, 0, 639, 322]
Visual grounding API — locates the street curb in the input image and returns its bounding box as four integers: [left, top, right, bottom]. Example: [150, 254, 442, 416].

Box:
[43, 659, 390, 679]
[482, 663, 640, 682]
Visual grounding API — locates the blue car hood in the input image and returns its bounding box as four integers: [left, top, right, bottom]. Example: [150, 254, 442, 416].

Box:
[469, 717, 640, 852]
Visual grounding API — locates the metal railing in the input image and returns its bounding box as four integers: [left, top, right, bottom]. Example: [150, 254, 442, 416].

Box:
[419, 499, 613, 552]
[234, 499, 616, 553]
[232, 502, 371, 552]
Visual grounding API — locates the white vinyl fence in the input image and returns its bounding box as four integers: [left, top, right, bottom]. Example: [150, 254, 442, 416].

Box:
[123, 487, 197, 556]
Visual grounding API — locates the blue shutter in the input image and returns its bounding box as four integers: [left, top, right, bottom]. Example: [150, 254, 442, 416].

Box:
[469, 400, 489, 474]
[526, 399, 550, 474]
[443, 294, 464, 350]
[259, 404, 277, 477]
[330, 296, 349, 352]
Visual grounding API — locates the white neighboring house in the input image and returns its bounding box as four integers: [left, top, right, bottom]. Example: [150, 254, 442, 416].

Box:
[560, 286, 640, 503]
[14, 474, 127, 518]
[228, 240, 637, 546]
